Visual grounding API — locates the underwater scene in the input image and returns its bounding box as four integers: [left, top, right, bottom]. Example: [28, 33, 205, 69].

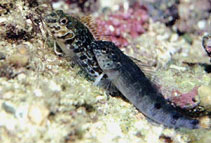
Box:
[0, 0, 210, 143]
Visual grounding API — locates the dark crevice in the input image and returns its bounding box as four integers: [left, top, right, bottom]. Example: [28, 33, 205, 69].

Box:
[203, 64, 211, 73]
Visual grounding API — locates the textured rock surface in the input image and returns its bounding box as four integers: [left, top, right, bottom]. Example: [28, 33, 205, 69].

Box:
[0, 0, 210, 143]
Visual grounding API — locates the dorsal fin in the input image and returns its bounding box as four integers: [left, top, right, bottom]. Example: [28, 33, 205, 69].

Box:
[79, 15, 102, 40]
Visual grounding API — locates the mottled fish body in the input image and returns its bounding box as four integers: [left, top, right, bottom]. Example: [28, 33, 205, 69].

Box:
[44, 10, 120, 94]
[44, 10, 102, 80]
[44, 10, 201, 129]
[91, 41, 200, 129]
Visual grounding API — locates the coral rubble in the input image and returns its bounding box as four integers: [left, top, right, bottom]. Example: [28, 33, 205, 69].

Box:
[0, 0, 210, 143]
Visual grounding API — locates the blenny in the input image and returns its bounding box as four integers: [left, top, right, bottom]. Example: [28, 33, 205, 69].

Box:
[44, 10, 120, 93]
[44, 10, 202, 129]
[91, 41, 201, 129]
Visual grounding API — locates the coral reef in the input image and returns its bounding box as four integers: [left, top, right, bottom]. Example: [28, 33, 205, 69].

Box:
[96, 2, 149, 47]
[0, 0, 210, 143]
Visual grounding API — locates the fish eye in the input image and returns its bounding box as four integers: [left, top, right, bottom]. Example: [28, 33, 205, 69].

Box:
[59, 17, 68, 25]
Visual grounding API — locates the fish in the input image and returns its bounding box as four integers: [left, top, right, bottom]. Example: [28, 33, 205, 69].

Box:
[91, 40, 201, 129]
[44, 10, 102, 80]
[44, 10, 202, 129]
[44, 10, 120, 94]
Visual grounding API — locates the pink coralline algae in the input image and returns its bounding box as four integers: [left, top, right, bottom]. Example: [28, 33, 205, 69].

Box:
[171, 87, 199, 109]
[96, 5, 149, 47]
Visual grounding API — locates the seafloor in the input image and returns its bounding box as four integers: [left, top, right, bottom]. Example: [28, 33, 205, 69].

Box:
[0, 0, 210, 143]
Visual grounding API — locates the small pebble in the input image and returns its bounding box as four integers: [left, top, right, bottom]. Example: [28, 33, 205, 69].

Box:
[27, 104, 49, 125]
[197, 20, 206, 29]
[8, 54, 29, 67]
[8, 44, 30, 67]
[17, 44, 28, 55]
[198, 85, 211, 111]
[170, 34, 178, 42]
[2, 102, 16, 114]
[199, 116, 210, 129]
